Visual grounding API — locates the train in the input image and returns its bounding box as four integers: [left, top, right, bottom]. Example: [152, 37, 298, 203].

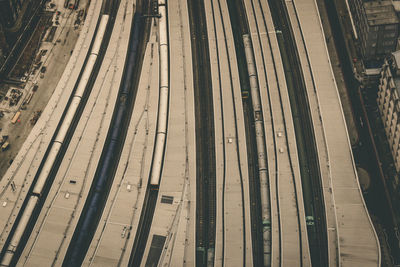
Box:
[243, 34, 272, 265]
[62, 12, 145, 267]
[1, 0, 169, 264]
[128, 1, 169, 265]
[0, 15, 110, 267]
[65, 0, 169, 264]
[149, 0, 169, 187]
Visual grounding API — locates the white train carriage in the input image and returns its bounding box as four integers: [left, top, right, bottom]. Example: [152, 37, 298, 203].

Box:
[150, 1, 169, 186]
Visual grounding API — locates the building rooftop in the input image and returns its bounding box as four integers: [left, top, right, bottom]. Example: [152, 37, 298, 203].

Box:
[364, 1, 399, 26]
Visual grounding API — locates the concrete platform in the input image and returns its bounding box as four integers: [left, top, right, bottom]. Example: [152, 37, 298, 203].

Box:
[156, 0, 196, 265]
[290, 0, 380, 265]
[285, 1, 339, 265]
[139, 0, 196, 265]
[82, 15, 159, 267]
[242, 0, 312, 266]
[204, 0, 253, 265]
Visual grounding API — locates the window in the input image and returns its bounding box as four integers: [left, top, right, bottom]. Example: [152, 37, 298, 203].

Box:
[371, 26, 379, 32]
[385, 24, 396, 30]
[384, 32, 396, 39]
[383, 41, 393, 47]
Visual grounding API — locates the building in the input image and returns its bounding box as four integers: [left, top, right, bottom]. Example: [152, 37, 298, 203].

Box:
[349, 0, 399, 61]
[377, 51, 400, 172]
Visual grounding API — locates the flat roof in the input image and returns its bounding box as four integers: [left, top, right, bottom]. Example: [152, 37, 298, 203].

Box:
[364, 1, 399, 26]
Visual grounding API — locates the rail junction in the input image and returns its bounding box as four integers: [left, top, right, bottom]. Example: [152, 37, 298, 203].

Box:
[0, 0, 381, 266]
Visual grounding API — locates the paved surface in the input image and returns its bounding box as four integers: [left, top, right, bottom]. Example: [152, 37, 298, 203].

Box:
[291, 0, 380, 265]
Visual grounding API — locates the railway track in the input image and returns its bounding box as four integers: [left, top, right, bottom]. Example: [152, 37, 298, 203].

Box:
[240, 0, 314, 265]
[135, 0, 195, 264]
[0, 0, 121, 264]
[84, 39, 157, 266]
[267, 0, 328, 265]
[186, 0, 216, 265]
[18, 1, 135, 264]
[0, 0, 104, 249]
[0, 0, 335, 265]
[127, 0, 169, 266]
[224, 0, 268, 265]
[205, 0, 253, 264]
[62, 3, 149, 265]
